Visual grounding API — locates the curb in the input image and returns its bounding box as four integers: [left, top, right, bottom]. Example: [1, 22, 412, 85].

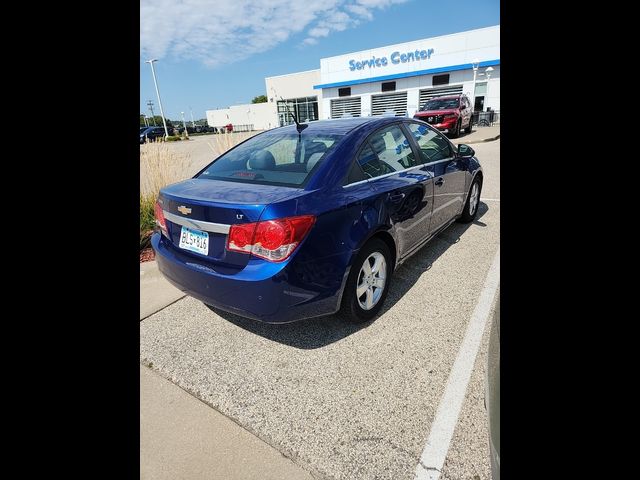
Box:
[468, 134, 500, 144]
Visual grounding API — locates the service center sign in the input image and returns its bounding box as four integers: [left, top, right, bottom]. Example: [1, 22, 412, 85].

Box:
[348, 48, 434, 71]
[317, 26, 500, 88]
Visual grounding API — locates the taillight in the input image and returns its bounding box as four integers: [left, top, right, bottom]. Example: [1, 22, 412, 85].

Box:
[226, 215, 315, 262]
[154, 200, 168, 238]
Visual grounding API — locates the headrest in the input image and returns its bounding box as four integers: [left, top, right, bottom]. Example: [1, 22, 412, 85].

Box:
[248, 150, 276, 170]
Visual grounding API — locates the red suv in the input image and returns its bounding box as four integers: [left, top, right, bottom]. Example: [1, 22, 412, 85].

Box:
[413, 94, 472, 138]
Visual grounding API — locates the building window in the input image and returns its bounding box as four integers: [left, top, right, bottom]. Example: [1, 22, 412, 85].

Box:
[338, 87, 351, 97]
[432, 74, 450, 86]
[276, 96, 319, 126]
[381, 81, 396, 92]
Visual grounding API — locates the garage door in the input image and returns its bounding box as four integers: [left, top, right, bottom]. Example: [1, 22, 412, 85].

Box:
[330, 97, 361, 118]
[419, 85, 464, 107]
[371, 92, 408, 117]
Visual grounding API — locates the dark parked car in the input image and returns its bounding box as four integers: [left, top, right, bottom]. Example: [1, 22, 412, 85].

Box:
[486, 295, 500, 479]
[413, 94, 473, 138]
[152, 116, 483, 323]
[140, 126, 166, 144]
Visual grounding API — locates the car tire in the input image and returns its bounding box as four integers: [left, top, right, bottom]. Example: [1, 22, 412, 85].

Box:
[458, 177, 482, 223]
[464, 119, 472, 134]
[450, 119, 461, 138]
[340, 238, 392, 323]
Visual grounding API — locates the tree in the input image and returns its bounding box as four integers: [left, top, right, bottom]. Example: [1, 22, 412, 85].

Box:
[141, 115, 172, 127]
[251, 95, 267, 104]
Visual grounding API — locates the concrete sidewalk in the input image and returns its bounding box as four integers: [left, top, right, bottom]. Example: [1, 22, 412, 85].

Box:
[140, 261, 185, 320]
[140, 265, 315, 480]
[454, 125, 500, 144]
[141, 365, 315, 480]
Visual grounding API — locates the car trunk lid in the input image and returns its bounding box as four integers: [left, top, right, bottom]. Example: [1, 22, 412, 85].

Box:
[158, 178, 303, 269]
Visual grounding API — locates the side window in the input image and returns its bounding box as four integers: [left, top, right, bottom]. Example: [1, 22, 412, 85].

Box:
[366, 125, 418, 172]
[357, 144, 395, 179]
[406, 123, 453, 163]
[346, 159, 366, 184]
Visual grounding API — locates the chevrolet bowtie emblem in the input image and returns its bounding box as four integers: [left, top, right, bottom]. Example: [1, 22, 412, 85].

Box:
[177, 206, 192, 215]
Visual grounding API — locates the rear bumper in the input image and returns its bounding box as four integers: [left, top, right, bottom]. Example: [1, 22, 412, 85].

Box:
[152, 233, 346, 323]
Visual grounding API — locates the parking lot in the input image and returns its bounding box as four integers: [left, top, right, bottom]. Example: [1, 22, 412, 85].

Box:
[140, 139, 500, 480]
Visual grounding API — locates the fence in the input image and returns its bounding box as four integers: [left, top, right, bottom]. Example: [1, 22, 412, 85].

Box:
[471, 110, 500, 127]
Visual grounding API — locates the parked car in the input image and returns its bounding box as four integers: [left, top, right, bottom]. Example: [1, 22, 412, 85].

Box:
[152, 116, 483, 323]
[413, 94, 473, 138]
[486, 295, 500, 480]
[140, 126, 166, 144]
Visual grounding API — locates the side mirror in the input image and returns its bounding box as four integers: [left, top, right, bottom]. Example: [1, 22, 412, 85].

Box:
[458, 144, 475, 158]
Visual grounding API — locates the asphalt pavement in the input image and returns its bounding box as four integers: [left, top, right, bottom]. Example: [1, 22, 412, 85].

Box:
[140, 139, 500, 480]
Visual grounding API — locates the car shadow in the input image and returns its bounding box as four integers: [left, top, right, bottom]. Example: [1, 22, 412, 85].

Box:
[445, 129, 474, 140]
[207, 202, 490, 350]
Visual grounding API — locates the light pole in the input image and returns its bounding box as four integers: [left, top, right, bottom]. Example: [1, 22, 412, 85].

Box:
[189, 107, 195, 128]
[181, 111, 188, 138]
[143, 115, 149, 127]
[485, 66, 494, 83]
[145, 59, 169, 139]
[471, 58, 480, 111]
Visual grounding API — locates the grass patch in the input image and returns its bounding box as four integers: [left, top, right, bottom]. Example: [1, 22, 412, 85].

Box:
[140, 142, 193, 251]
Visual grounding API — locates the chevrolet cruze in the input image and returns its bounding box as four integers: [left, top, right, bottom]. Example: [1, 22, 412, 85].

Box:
[152, 116, 483, 323]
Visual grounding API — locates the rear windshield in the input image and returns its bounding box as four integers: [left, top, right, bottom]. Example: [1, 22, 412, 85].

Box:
[197, 132, 343, 187]
[421, 98, 459, 110]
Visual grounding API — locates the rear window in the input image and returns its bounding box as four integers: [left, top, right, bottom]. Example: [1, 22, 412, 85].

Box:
[197, 132, 343, 187]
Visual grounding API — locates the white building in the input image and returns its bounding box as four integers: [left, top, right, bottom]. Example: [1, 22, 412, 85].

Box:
[206, 25, 499, 130]
[206, 102, 274, 131]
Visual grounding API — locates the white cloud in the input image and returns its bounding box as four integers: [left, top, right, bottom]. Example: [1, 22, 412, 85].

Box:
[140, 0, 410, 68]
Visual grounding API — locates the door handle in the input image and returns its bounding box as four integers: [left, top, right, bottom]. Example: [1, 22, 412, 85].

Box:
[435, 177, 445, 187]
[389, 192, 406, 203]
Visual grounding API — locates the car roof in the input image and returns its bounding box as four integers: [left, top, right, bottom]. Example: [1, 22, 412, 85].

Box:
[268, 116, 405, 136]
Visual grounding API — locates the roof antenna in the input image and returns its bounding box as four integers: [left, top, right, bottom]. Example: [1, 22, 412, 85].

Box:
[279, 96, 308, 134]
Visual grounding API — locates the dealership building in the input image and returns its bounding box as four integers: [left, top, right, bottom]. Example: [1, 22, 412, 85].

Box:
[206, 25, 499, 130]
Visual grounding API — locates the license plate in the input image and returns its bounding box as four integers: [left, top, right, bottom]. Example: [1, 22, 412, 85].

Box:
[179, 226, 209, 255]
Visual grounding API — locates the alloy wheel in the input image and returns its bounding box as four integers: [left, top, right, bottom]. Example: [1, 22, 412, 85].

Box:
[356, 252, 387, 311]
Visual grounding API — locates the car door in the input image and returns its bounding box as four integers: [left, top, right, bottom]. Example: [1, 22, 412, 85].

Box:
[354, 123, 434, 258]
[405, 121, 467, 233]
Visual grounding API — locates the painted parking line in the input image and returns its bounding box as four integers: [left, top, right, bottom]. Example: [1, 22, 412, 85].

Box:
[414, 248, 500, 480]
[481, 197, 500, 202]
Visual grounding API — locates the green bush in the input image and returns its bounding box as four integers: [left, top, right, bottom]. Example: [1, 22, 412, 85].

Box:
[140, 195, 156, 249]
[165, 135, 182, 142]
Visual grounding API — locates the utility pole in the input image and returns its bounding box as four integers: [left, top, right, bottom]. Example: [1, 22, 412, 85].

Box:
[146, 100, 157, 125]
[189, 107, 196, 128]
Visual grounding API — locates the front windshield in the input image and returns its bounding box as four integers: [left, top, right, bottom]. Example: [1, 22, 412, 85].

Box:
[197, 132, 343, 187]
[140, 127, 148, 134]
[421, 98, 460, 110]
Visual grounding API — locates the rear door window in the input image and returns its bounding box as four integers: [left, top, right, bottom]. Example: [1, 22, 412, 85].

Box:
[366, 124, 418, 172]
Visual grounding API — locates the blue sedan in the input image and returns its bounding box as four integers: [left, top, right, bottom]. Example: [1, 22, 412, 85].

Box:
[152, 116, 483, 323]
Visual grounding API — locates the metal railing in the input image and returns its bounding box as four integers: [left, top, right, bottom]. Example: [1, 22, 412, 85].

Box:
[471, 110, 500, 127]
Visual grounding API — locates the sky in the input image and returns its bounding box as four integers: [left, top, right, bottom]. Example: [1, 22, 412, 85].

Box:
[140, 0, 499, 121]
